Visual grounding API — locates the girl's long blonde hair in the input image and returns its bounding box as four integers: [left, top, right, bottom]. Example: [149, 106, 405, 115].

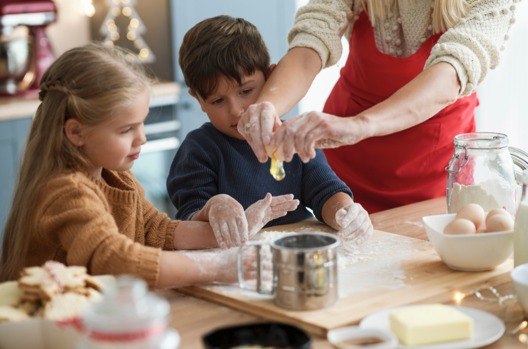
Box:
[0, 43, 153, 281]
[364, 0, 467, 33]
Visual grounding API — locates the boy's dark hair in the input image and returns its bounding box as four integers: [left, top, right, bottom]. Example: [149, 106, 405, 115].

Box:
[179, 15, 271, 99]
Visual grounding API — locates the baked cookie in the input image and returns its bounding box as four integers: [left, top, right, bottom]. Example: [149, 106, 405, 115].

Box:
[0, 305, 30, 322]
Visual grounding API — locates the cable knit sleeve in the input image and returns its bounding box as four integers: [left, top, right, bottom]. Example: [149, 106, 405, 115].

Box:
[425, 0, 517, 97]
[36, 175, 162, 288]
[125, 172, 178, 250]
[288, 0, 354, 67]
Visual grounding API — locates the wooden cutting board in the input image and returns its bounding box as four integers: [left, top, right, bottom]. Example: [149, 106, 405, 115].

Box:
[179, 221, 513, 336]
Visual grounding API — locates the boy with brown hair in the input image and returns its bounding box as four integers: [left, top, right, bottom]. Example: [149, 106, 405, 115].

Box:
[167, 15, 372, 247]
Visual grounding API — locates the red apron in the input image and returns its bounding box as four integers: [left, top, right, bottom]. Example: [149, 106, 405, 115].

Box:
[323, 12, 478, 213]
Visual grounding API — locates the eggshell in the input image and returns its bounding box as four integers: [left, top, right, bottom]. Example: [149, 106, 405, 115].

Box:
[484, 213, 514, 233]
[443, 218, 477, 235]
[455, 203, 486, 230]
[487, 208, 510, 218]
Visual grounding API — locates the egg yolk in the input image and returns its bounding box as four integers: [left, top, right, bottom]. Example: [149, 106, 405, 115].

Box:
[270, 156, 285, 181]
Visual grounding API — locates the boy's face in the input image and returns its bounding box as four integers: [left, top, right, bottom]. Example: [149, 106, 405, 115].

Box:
[192, 70, 267, 140]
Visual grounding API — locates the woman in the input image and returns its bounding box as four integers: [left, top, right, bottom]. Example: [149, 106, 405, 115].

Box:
[238, 0, 519, 213]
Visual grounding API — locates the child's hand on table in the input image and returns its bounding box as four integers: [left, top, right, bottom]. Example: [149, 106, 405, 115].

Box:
[245, 193, 299, 238]
[335, 202, 373, 249]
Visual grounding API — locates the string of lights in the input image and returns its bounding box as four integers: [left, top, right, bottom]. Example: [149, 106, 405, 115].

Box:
[99, 0, 155, 63]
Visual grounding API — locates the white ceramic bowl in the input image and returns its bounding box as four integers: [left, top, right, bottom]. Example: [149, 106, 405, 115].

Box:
[327, 326, 397, 349]
[511, 263, 528, 315]
[422, 213, 513, 271]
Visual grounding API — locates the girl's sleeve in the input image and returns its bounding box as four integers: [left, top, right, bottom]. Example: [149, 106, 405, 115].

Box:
[140, 196, 179, 251]
[425, 0, 517, 97]
[40, 183, 162, 288]
[288, 0, 354, 67]
[125, 170, 178, 250]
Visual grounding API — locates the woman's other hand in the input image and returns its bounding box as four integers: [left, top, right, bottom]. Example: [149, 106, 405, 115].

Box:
[270, 111, 365, 163]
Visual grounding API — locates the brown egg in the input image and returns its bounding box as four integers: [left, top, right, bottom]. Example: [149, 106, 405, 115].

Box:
[455, 203, 486, 230]
[485, 208, 510, 223]
[484, 213, 514, 233]
[444, 218, 477, 235]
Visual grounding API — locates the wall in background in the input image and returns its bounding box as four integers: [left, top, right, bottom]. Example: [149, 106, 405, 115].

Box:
[46, 0, 91, 57]
[475, 0, 528, 151]
[46, 0, 174, 82]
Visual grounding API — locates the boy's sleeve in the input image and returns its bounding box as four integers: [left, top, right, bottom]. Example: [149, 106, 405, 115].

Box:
[301, 149, 353, 222]
[166, 133, 218, 220]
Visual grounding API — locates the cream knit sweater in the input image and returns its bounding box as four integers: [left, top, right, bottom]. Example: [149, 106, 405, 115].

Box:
[25, 169, 178, 287]
[288, 0, 519, 97]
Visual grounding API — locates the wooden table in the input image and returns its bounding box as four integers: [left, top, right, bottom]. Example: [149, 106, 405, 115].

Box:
[159, 197, 526, 348]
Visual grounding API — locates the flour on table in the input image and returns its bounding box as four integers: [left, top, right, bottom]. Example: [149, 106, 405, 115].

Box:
[198, 227, 431, 299]
[336, 232, 429, 297]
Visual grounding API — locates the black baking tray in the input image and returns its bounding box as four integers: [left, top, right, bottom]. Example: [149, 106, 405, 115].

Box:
[202, 322, 312, 349]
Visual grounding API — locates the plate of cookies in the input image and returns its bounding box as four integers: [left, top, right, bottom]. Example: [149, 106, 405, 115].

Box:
[0, 261, 113, 349]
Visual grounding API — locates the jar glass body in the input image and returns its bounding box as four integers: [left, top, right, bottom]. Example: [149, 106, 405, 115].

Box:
[514, 175, 528, 267]
[446, 133, 517, 214]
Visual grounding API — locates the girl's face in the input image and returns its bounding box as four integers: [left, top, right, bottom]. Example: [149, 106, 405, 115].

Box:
[80, 88, 149, 179]
[193, 70, 267, 140]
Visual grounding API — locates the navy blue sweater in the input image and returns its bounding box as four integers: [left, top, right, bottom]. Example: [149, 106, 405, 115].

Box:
[166, 123, 353, 227]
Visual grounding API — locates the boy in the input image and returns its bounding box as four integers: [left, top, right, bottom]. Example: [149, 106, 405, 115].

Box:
[167, 15, 372, 245]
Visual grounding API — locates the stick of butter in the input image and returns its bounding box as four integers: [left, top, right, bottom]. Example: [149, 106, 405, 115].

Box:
[389, 304, 473, 346]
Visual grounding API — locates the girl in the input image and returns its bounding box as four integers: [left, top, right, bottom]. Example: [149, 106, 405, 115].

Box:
[0, 43, 295, 287]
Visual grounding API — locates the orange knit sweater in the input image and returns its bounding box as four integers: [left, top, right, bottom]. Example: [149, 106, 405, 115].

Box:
[25, 169, 178, 287]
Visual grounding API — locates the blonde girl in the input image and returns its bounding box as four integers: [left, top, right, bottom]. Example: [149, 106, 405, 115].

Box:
[0, 43, 294, 286]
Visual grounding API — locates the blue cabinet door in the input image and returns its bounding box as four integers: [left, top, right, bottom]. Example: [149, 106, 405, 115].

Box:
[0, 118, 31, 242]
[169, 0, 298, 138]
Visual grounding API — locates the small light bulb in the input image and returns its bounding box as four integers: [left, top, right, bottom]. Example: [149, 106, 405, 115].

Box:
[453, 291, 465, 305]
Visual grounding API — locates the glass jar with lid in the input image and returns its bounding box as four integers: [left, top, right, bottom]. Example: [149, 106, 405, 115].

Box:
[77, 275, 180, 349]
[446, 132, 518, 214]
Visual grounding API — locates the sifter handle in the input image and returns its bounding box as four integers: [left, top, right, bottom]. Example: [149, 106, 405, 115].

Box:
[237, 241, 273, 295]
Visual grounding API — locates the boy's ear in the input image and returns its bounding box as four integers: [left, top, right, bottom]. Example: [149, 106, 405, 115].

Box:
[266, 64, 277, 79]
[64, 118, 85, 147]
[188, 89, 206, 113]
[188, 89, 198, 99]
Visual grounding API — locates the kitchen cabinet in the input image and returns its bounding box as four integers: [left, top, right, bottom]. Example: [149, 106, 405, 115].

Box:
[0, 117, 32, 242]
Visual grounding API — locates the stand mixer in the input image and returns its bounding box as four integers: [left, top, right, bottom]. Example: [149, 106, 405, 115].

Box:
[0, 0, 57, 96]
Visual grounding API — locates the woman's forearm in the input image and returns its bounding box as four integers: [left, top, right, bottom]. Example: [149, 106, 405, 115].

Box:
[258, 47, 322, 117]
[359, 62, 461, 138]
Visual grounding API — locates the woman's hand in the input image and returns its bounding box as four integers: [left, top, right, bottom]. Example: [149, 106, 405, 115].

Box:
[205, 194, 248, 248]
[335, 202, 373, 249]
[270, 111, 366, 163]
[238, 101, 282, 163]
[245, 193, 299, 238]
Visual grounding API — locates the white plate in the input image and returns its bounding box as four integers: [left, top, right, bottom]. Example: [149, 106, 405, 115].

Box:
[359, 305, 505, 349]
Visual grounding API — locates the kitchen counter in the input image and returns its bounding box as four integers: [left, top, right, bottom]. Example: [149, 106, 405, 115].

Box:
[159, 197, 524, 348]
[0, 81, 180, 122]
